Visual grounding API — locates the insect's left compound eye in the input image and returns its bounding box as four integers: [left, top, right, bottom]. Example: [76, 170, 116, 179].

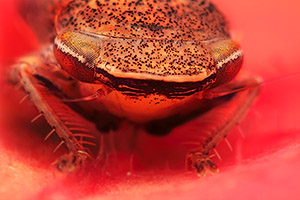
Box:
[207, 39, 243, 88]
[53, 31, 102, 83]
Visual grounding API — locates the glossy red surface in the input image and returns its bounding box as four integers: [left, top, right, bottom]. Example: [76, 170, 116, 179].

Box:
[0, 0, 300, 199]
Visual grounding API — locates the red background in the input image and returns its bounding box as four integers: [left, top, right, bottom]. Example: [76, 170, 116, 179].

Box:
[1, 0, 300, 199]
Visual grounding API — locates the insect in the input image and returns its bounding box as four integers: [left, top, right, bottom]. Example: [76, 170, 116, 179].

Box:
[9, 0, 260, 176]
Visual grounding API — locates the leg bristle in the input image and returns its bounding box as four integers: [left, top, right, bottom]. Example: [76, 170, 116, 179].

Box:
[213, 148, 222, 161]
[53, 140, 65, 153]
[19, 94, 29, 104]
[62, 93, 99, 102]
[224, 138, 233, 152]
[30, 113, 43, 123]
[44, 129, 55, 141]
[236, 125, 245, 138]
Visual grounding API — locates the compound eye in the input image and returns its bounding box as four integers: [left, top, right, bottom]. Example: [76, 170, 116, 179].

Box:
[53, 31, 102, 83]
[206, 39, 243, 88]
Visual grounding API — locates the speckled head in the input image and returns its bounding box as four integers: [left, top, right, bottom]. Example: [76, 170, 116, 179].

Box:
[53, 0, 243, 97]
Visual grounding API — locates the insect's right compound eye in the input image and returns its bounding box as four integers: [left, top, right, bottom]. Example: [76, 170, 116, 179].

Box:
[53, 31, 102, 83]
[206, 39, 244, 88]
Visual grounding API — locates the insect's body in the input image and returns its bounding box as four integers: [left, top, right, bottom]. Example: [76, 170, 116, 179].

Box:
[53, 0, 243, 122]
[11, 0, 260, 175]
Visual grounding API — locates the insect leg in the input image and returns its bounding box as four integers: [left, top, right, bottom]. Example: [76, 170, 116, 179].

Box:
[186, 77, 261, 176]
[11, 61, 101, 172]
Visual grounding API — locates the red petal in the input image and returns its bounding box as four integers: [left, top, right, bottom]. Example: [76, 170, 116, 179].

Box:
[1, 0, 300, 199]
